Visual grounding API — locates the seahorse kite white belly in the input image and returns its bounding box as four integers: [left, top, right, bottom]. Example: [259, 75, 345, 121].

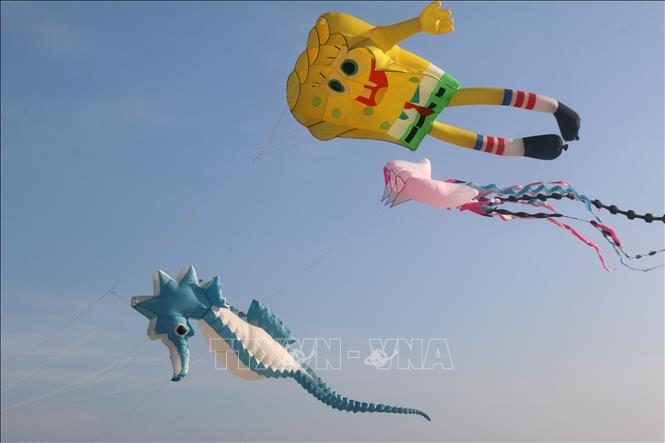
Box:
[131, 265, 431, 421]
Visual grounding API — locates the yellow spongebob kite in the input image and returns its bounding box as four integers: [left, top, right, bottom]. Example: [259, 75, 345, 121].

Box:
[287, 1, 580, 160]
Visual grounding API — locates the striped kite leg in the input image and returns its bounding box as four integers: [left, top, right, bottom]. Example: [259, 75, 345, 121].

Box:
[429, 121, 566, 160]
[448, 87, 581, 142]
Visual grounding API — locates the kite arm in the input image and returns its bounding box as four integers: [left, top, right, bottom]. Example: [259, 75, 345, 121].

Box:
[362, 1, 454, 51]
[363, 18, 421, 52]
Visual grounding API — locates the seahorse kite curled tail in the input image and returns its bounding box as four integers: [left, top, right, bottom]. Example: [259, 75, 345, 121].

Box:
[131, 266, 431, 421]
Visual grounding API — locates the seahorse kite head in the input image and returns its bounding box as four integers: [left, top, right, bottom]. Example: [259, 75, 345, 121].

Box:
[287, 7, 460, 151]
[131, 267, 227, 381]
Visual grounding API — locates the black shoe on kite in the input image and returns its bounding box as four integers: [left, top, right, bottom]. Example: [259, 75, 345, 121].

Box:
[523, 134, 566, 160]
[554, 102, 581, 141]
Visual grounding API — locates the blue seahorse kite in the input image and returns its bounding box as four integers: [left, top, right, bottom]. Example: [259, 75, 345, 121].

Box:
[131, 265, 430, 421]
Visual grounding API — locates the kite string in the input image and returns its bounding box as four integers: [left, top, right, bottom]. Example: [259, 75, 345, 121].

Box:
[251, 105, 288, 164]
[46, 348, 164, 402]
[0, 340, 152, 413]
[250, 106, 325, 164]
[0, 355, 130, 413]
[46, 379, 165, 409]
[91, 353, 206, 443]
[1, 285, 128, 395]
[91, 378, 170, 443]
[1, 328, 99, 394]
[262, 204, 388, 305]
[33, 284, 122, 351]
[26, 304, 206, 418]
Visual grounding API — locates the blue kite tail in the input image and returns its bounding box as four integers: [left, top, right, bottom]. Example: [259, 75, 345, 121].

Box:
[292, 367, 431, 421]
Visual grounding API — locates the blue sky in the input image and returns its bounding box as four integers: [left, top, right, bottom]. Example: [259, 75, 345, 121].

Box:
[1, 1, 663, 441]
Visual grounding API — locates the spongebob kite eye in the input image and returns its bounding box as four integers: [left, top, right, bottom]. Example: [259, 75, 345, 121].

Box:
[176, 324, 188, 336]
[328, 79, 345, 93]
[340, 59, 358, 76]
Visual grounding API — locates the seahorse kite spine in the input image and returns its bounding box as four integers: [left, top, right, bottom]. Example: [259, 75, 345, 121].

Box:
[131, 266, 431, 421]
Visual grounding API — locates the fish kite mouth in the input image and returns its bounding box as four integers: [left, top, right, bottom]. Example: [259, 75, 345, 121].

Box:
[355, 59, 388, 107]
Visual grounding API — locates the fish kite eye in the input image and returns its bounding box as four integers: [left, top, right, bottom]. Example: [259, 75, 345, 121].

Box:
[340, 59, 358, 76]
[328, 79, 345, 93]
[176, 324, 188, 336]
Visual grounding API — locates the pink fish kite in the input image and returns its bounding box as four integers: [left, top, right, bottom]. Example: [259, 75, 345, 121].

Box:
[382, 159, 664, 272]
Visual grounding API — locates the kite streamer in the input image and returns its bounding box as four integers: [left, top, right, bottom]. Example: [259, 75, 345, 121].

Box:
[383, 159, 664, 272]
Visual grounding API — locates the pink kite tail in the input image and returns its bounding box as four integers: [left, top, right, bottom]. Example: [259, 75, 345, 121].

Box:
[590, 221, 623, 248]
[458, 201, 492, 216]
[546, 218, 613, 272]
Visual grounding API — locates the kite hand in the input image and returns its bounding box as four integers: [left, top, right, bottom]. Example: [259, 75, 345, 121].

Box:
[419, 1, 455, 35]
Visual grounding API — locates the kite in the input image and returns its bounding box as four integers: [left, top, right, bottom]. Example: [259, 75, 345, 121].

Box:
[287, 1, 580, 160]
[382, 159, 665, 272]
[131, 266, 431, 421]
